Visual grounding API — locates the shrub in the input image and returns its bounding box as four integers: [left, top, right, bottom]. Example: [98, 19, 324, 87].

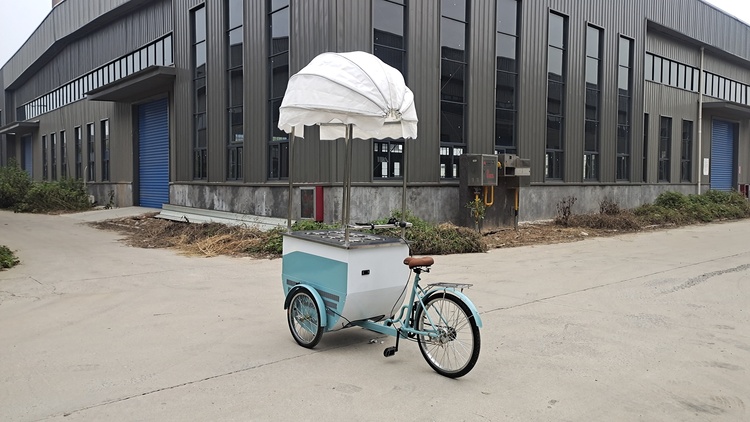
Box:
[554, 196, 577, 226]
[0, 245, 20, 270]
[0, 159, 32, 208]
[375, 210, 487, 254]
[599, 197, 621, 215]
[248, 220, 339, 255]
[16, 178, 92, 213]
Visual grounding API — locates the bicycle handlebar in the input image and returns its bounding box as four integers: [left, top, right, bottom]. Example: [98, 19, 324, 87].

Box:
[349, 219, 413, 230]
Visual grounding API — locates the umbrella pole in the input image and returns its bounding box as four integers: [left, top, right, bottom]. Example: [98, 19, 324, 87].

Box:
[287, 127, 295, 232]
[401, 140, 407, 239]
[343, 124, 353, 246]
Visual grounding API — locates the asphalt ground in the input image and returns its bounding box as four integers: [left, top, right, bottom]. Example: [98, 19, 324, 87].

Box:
[1, 208, 749, 421]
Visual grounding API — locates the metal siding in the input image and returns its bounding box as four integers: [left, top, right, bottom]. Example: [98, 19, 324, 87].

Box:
[710, 119, 734, 191]
[245, 0, 267, 183]
[406, 0, 440, 183]
[206, 0, 226, 182]
[138, 98, 170, 207]
[172, 0, 204, 182]
[466, 0, 495, 156]
[9, 0, 172, 102]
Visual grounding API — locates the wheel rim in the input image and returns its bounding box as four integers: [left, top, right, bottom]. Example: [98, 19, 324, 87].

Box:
[418, 297, 475, 374]
[290, 293, 319, 343]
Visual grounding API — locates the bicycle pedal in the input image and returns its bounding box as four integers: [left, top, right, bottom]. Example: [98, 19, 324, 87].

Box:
[383, 346, 398, 357]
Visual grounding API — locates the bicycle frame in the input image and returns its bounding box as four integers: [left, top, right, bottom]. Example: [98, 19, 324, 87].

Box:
[351, 268, 482, 338]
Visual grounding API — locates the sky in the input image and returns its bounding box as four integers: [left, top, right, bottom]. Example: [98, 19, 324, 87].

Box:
[0, 0, 748, 70]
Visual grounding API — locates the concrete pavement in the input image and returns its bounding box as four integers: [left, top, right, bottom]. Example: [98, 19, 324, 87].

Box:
[1, 208, 749, 421]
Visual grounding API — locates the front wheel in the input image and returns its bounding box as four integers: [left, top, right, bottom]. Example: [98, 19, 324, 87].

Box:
[415, 292, 480, 378]
[287, 290, 323, 348]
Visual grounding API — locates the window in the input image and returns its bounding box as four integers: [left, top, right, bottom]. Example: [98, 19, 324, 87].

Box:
[101, 120, 110, 181]
[681, 120, 693, 182]
[192, 6, 208, 179]
[546, 12, 567, 180]
[75, 126, 82, 180]
[374, 141, 404, 178]
[440, 146, 464, 179]
[87, 123, 96, 182]
[584, 25, 602, 181]
[227, 0, 244, 180]
[616, 36, 633, 181]
[42, 135, 48, 180]
[373, 0, 406, 75]
[268, 0, 290, 179]
[495, 0, 518, 155]
[50, 133, 57, 181]
[658, 116, 671, 182]
[440, 0, 469, 179]
[60, 131, 68, 179]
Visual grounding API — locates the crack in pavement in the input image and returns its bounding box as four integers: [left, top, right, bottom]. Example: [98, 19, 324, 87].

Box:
[36, 345, 346, 421]
[667, 263, 750, 293]
[481, 251, 750, 315]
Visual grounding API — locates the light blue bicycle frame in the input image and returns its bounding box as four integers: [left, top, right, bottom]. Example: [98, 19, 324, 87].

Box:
[352, 269, 482, 338]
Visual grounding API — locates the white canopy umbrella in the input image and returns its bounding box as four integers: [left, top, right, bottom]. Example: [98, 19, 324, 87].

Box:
[277, 51, 418, 244]
[278, 51, 418, 141]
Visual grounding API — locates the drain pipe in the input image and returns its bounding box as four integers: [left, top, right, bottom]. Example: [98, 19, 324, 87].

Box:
[697, 47, 704, 195]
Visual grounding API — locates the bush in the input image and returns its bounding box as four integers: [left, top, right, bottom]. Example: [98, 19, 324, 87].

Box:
[248, 220, 339, 255]
[375, 210, 487, 255]
[0, 159, 32, 208]
[0, 245, 19, 270]
[555, 196, 577, 226]
[16, 178, 92, 213]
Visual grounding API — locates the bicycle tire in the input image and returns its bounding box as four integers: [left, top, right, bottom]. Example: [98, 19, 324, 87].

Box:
[415, 292, 480, 378]
[287, 290, 323, 348]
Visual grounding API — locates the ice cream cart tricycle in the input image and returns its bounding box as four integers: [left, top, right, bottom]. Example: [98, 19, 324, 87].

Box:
[277, 52, 482, 378]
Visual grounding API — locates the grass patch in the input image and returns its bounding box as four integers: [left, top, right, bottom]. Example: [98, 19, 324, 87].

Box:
[0, 245, 19, 270]
[556, 190, 750, 231]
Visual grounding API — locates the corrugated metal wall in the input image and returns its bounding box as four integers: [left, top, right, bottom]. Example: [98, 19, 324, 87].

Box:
[172, 0, 203, 182]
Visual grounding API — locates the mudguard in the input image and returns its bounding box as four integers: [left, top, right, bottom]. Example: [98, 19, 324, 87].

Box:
[423, 287, 483, 328]
[284, 284, 328, 329]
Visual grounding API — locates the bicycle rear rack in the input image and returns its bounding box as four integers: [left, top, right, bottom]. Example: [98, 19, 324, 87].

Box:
[426, 282, 473, 292]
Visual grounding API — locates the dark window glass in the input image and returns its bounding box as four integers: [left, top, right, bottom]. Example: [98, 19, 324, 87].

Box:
[75, 127, 82, 180]
[374, 141, 404, 179]
[645, 54, 653, 81]
[42, 135, 48, 180]
[50, 133, 57, 181]
[441, 0, 466, 21]
[496, 33, 516, 71]
[496, 0, 517, 35]
[268, 0, 290, 179]
[193, 6, 208, 179]
[374, 0, 405, 47]
[271, 8, 289, 54]
[441, 17, 466, 61]
[87, 123, 96, 182]
[440, 101, 465, 144]
[658, 116, 672, 182]
[101, 120, 110, 181]
[548, 13, 565, 48]
[681, 120, 693, 182]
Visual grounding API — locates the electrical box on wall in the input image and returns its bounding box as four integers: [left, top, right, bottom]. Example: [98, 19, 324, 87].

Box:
[464, 154, 498, 186]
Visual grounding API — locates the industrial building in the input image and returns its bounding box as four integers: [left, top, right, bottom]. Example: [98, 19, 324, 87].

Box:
[1, 0, 749, 227]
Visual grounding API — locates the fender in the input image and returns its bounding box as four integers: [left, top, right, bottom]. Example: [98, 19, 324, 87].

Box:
[423, 288, 483, 328]
[284, 284, 328, 329]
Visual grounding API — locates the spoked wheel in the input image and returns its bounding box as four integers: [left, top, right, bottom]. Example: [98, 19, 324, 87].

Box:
[287, 290, 323, 348]
[415, 293, 480, 378]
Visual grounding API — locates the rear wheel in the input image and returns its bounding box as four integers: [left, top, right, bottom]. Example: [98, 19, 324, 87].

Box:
[287, 290, 323, 348]
[415, 292, 480, 378]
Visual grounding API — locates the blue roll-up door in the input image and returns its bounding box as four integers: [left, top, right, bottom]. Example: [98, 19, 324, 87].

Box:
[710, 120, 734, 191]
[138, 98, 169, 208]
